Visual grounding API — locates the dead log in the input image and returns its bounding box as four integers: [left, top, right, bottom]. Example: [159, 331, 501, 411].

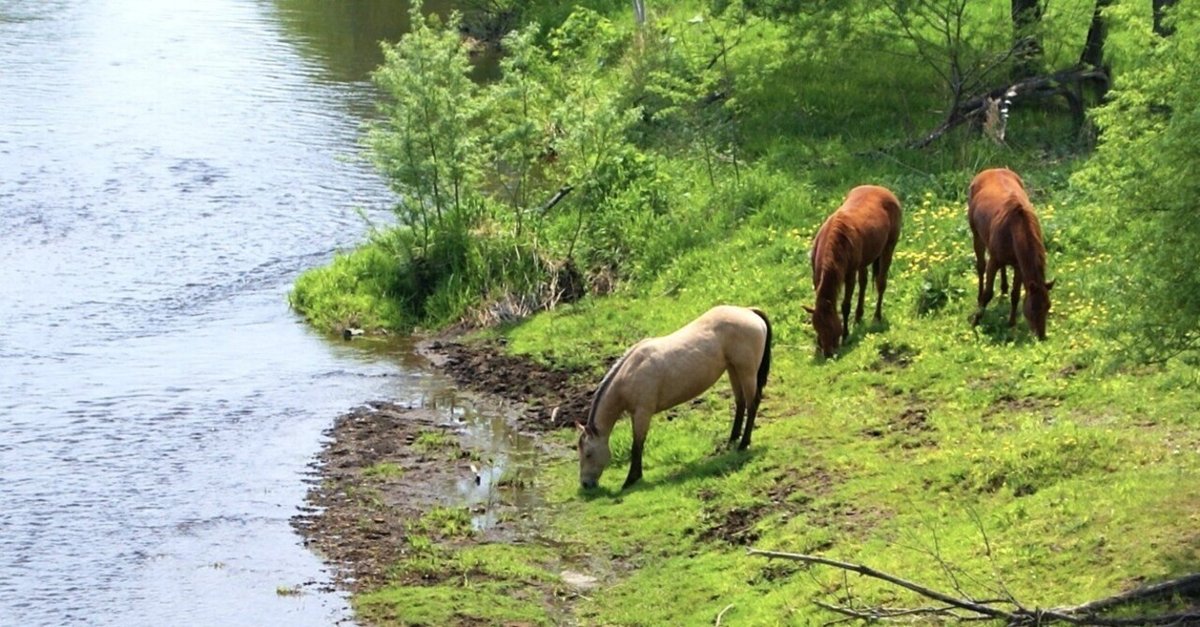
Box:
[907, 66, 1109, 149]
[748, 547, 1200, 626]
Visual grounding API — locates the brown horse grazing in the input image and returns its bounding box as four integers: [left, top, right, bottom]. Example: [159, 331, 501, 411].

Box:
[576, 305, 772, 490]
[804, 185, 902, 357]
[967, 168, 1054, 340]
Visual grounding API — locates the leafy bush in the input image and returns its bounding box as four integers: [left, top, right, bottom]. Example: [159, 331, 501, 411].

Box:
[1073, 2, 1200, 364]
[915, 265, 966, 316]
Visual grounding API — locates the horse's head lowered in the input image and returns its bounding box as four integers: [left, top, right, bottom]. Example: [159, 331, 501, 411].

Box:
[1024, 279, 1055, 340]
[804, 302, 842, 358]
[576, 422, 611, 489]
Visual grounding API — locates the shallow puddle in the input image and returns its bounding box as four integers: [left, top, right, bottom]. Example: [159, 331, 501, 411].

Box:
[414, 382, 547, 531]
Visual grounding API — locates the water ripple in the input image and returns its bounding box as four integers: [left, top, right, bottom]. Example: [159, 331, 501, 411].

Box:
[0, 1, 412, 625]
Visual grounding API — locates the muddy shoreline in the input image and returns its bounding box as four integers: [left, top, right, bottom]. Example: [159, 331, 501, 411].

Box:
[290, 338, 595, 606]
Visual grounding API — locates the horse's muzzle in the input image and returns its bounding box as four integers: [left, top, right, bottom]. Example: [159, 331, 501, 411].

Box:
[580, 479, 598, 490]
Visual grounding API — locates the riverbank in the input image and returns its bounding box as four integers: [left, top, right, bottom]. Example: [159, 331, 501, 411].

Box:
[289, 2, 1200, 624]
[297, 315, 1200, 626]
[292, 338, 599, 624]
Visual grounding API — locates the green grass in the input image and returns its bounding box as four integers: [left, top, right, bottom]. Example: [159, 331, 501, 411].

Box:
[356, 583, 551, 626]
[494, 201, 1200, 622]
[411, 430, 456, 455]
[362, 462, 405, 480]
[289, 233, 415, 333]
[360, 538, 563, 626]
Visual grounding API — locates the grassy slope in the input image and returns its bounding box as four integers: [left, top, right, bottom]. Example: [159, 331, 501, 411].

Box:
[500, 179, 1200, 624]
[336, 2, 1200, 624]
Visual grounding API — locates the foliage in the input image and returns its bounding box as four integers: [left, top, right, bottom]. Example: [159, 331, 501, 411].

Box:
[368, 2, 481, 253]
[915, 264, 966, 316]
[879, 0, 1013, 107]
[288, 229, 416, 332]
[1074, 0, 1200, 364]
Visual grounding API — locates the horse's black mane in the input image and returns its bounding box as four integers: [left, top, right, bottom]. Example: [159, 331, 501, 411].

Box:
[585, 343, 637, 434]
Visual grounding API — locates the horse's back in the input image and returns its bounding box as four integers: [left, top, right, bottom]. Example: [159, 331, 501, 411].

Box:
[674, 305, 767, 363]
[969, 169, 1030, 227]
[622, 306, 767, 412]
[814, 185, 902, 273]
[969, 168, 1040, 257]
[845, 185, 902, 229]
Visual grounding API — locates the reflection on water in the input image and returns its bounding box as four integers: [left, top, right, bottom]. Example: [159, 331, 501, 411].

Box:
[274, 0, 497, 88]
[0, 0, 475, 625]
[430, 392, 543, 531]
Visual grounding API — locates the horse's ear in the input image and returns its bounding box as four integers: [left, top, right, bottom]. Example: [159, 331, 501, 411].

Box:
[1046, 279, 1056, 291]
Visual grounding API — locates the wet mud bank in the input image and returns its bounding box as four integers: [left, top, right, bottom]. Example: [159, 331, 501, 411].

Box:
[419, 339, 594, 431]
[291, 339, 598, 621]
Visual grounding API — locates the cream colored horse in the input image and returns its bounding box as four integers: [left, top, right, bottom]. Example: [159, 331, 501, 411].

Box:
[576, 305, 772, 490]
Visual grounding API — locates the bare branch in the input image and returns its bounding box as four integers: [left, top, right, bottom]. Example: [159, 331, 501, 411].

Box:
[967, 505, 1021, 608]
[816, 600, 973, 621]
[748, 547, 1200, 626]
[1059, 573, 1200, 617]
[714, 603, 735, 626]
[906, 66, 1108, 149]
[747, 548, 1017, 621]
[538, 184, 573, 214]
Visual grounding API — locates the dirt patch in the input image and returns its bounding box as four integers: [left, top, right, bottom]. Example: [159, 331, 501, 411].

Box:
[293, 401, 462, 591]
[698, 502, 765, 546]
[870, 341, 919, 370]
[862, 404, 937, 448]
[984, 393, 1061, 418]
[697, 465, 876, 547]
[293, 339, 610, 625]
[291, 399, 558, 595]
[419, 339, 594, 431]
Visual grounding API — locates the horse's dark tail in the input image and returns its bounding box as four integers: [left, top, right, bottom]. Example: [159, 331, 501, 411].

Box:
[750, 308, 772, 396]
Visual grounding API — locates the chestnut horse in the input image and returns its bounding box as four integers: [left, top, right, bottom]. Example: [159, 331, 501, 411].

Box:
[967, 168, 1054, 339]
[576, 305, 772, 490]
[804, 185, 902, 357]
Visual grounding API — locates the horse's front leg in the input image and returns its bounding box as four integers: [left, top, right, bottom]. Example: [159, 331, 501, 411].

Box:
[840, 280, 853, 340]
[971, 227, 986, 302]
[971, 260, 1000, 325]
[855, 267, 868, 323]
[874, 248, 894, 323]
[623, 409, 652, 489]
[1008, 269, 1023, 328]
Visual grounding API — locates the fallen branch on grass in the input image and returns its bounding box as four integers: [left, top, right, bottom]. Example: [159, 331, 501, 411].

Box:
[906, 66, 1109, 150]
[539, 184, 573, 213]
[748, 548, 1200, 626]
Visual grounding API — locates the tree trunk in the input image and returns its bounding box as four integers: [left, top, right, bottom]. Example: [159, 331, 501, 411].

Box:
[1079, 0, 1111, 102]
[1080, 0, 1110, 69]
[1153, 0, 1176, 36]
[1012, 0, 1044, 78]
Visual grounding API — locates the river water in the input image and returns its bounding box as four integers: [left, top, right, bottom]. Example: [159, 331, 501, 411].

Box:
[0, 1, 461, 624]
